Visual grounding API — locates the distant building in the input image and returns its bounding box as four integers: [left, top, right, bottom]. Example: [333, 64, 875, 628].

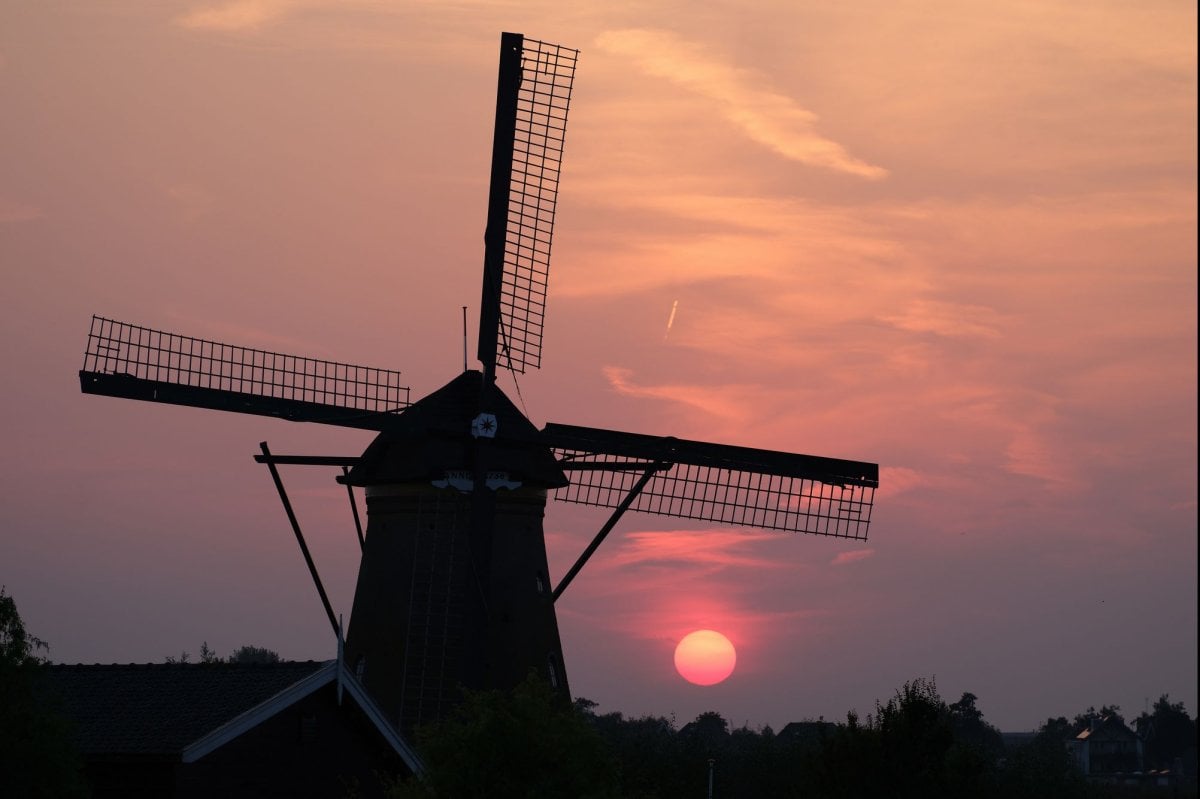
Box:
[1067, 715, 1143, 777]
[46, 659, 422, 798]
[999, 731, 1037, 751]
[778, 720, 838, 747]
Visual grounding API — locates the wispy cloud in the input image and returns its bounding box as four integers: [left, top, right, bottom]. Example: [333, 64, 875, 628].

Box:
[877, 467, 926, 499]
[569, 600, 824, 648]
[611, 530, 786, 571]
[595, 29, 887, 179]
[175, 0, 297, 32]
[550, 526, 822, 650]
[881, 299, 1005, 339]
[1003, 425, 1080, 490]
[603, 366, 752, 425]
[831, 548, 875, 566]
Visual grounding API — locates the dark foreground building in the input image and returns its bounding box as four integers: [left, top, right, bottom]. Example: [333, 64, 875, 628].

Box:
[46, 660, 422, 798]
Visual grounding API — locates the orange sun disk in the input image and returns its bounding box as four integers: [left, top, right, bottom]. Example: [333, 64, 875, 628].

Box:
[674, 630, 737, 686]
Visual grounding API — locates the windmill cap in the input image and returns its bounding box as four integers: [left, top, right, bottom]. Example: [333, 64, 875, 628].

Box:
[342, 370, 568, 488]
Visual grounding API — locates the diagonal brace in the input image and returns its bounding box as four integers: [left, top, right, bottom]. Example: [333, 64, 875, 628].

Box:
[342, 466, 365, 551]
[258, 441, 339, 638]
[553, 464, 664, 602]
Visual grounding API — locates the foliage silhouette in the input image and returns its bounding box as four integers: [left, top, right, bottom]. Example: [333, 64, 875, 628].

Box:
[165, 641, 283, 664]
[1137, 694, 1198, 772]
[393, 672, 618, 798]
[0, 587, 87, 797]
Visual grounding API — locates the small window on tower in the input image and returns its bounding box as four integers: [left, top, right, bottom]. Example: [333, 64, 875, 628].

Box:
[535, 571, 547, 594]
[547, 653, 560, 689]
[355, 656, 366, 680]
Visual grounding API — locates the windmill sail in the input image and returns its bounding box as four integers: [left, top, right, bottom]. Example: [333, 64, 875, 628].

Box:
[80, 316, 409, 430]
[543, 422, 878, 540]
[477, 33, 578, 378]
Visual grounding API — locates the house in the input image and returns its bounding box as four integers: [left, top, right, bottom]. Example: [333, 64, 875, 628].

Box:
[46, 659, 423, 798]
[778, 720, 838, 747]
[1067, 715, 1143, 777]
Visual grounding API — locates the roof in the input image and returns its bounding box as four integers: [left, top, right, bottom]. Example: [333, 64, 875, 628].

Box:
[47, 660, 327, 756]
[45, 660, 424, 775]
[343, 370, 567, 488]
[778, 721, 838, 742]
[1076, 715, 1139, 741]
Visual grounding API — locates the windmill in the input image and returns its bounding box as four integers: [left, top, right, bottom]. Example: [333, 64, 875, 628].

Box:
[78, 33, 878, 735]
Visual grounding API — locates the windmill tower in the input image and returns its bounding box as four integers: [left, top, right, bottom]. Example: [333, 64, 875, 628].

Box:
[78, 33, 878, 735]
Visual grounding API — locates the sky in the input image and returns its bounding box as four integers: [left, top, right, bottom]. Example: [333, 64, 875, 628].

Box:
[1, 1, 1195, 733]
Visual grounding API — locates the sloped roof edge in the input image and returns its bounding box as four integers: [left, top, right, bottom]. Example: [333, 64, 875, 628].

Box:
[338, 663, 426, 777]
[180, 660, 425, 777]
[181, 661, 338, 763]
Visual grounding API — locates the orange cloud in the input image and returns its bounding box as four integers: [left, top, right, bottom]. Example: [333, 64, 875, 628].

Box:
[595, 29, 888, 179]
[610, 530, 786, 571]
[602, 365, 752, 425]
[877, 467, 925, 499]
[1003, 426, 1081, 490]
[830, 548, 875, 566]
[880, 299, 1005, 339]
[176, 0, 295, 31]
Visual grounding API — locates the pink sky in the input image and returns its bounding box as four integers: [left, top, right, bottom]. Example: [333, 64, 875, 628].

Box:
[2, 1, 1195, 731]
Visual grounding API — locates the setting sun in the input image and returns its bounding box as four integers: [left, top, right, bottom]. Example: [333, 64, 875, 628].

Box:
[674, 630, 737, 686]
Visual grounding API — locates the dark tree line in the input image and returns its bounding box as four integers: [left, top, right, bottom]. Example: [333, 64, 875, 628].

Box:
[398, 675, 1198, 799]
[2, 587, 1194, 798]
[165, 641, 283, 664]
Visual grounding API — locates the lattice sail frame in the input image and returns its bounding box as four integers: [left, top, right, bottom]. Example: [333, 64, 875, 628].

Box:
[81, 316, 409, 415]
[546, 425, 877, 540]
[494, 37, 578, 373]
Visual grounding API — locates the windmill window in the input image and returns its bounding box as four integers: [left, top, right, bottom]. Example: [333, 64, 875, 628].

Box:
[535, 571, 547, 594]
[547, 653, 560, 689]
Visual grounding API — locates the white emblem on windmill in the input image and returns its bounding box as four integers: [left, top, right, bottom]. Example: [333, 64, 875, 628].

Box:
[471, 412, 498, 438]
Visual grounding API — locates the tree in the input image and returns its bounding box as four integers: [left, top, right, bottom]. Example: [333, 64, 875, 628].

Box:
[872, 678, 961, 797]
[396, 673, 618, 798]
[683, 710, 730, 754]
[803, 678, 1000, 799]
[996, 718, 1087, 799]
[1137, 694, 1197, 771]
[948, 692, 1004, 756]
[1, 587, 47, 668]
[0, 587, 87, 797]
[1036, 716, 1075, 744]
[165, 642, 283, 664]
[1073, 704, 1123, 727]
[228, 644, 282, 664]
[587, 708, 687, 797]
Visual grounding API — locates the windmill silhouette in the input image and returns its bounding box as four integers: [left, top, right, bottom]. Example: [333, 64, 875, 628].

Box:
[79, 33, 878, 734]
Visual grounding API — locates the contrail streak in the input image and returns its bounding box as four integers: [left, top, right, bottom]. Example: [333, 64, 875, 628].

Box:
[664, 299, 679, 340]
